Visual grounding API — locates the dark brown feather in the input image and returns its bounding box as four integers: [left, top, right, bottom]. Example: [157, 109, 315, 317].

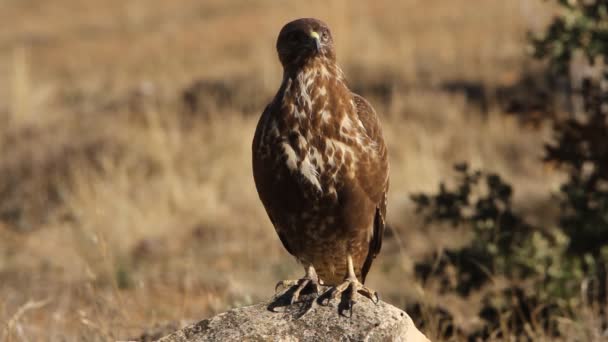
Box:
[351, 94, 389, 283]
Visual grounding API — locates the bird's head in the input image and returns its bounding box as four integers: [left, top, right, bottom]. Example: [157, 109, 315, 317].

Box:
[276, 18, 336, 69]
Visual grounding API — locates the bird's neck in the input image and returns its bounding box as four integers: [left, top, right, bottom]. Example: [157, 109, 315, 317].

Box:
[279, 58, 350, 123]
[283, 57, 345, 82]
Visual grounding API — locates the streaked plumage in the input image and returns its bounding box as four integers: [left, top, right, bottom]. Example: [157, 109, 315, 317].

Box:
[252, 18, 389, 306]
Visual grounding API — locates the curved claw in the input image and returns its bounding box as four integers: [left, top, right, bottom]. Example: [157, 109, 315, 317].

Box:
[358, 289, 380, 304]
[323, 277, 380, 316]
[275, 280, 297, 293]
[371, 291, 380, 304]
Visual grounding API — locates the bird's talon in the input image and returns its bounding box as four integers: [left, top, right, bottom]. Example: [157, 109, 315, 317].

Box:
[373, 292, 380, 304]
[273, 267, 322, 305]
[326, 275, 380, 316]
[331, 289, 340, 300]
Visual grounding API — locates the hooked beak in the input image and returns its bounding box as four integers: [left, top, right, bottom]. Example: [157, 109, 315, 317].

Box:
[310, 31, 322, 53]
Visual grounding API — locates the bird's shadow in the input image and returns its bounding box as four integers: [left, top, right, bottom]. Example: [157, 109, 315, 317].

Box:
[335, 290, 356, 318]
[267, 286, 316, 317]
[267, 286, 356, 318]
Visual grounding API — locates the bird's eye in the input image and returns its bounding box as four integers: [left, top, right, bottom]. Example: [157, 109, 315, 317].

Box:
[321, 31, 329, 41]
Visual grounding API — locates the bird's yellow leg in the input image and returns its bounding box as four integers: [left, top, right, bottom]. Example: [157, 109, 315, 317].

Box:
[329, 255, 379, 313]
[275, 264, 322, 304]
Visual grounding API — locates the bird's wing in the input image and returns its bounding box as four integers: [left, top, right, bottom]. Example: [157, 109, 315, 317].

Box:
[252, 103, 295, 257]
[252, 104, 271, 159]
[268, 212, 295, 256]
[361, 190, 388, 283]
[352, 93, 389, 283]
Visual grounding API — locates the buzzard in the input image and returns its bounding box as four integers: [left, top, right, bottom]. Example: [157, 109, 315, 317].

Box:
[252, 18, 389, 310]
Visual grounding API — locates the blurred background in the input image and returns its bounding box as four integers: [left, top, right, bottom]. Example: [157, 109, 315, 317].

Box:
[2, 0, 607, 340]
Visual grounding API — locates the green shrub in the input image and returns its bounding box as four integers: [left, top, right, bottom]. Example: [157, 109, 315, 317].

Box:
[409, 1, 608, 338]
[530, 0, 608, 73]
[537, 0, 608, 304]
[411, 164, 577, 338]
[411, 164, 534, 296]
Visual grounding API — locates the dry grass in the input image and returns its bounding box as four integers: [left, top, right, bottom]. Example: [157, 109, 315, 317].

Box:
[0, 0, 590, 340]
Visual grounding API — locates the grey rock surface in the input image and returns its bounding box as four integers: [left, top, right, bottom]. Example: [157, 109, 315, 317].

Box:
[157, 292, 430, 342]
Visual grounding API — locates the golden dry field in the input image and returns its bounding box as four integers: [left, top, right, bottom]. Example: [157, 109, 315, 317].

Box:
[0, 0, 581, 340]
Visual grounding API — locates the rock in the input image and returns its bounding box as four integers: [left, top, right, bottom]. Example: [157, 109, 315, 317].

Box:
[157, 291, 430, 342]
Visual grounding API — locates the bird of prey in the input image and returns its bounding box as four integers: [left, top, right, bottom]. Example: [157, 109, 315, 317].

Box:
[252, 18, 389, 309]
